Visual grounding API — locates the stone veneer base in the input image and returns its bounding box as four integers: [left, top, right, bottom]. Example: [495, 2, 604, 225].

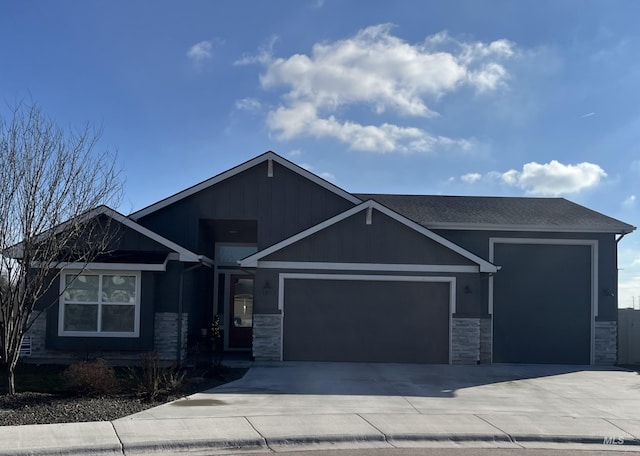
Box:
[253, 314, 282, 361]
[594, 320, 617, 365]
[451, 317, 480, 364]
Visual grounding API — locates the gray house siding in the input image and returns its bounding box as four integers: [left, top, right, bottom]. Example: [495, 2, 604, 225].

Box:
[265, 208, 477, 266]
[135, 160, 355, 253]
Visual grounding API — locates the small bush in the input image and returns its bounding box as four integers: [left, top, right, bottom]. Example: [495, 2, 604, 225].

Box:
[61, 359, 119, 396]
[126, 352, 184, 400]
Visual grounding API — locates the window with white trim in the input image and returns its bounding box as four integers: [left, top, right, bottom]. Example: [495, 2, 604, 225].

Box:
[59, 271, 140, 337]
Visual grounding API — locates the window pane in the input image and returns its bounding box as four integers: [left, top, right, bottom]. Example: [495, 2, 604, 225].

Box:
[101, 305, 135, 332]
[64, 304, 98, 331]
[233, 295, 253, 327]
[218, 245, 258, 265]
[65, 275, 99, 302]
[102, 275, 136, 303]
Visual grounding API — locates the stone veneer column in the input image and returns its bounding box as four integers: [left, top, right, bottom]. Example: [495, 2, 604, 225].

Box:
[479, 318, 492, 364]
[253, 314, 282, 361]
[451, 317, 480, 364]
[154, 312, 188, 362]
[594, 320, 617, 365]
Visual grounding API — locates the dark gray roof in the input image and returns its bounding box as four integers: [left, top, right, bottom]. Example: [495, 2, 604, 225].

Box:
[354, 194, 636, 233]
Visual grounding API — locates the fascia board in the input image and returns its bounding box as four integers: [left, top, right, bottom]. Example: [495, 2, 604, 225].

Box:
[129, 151, 361, 220]
[425, 222, 636, 234]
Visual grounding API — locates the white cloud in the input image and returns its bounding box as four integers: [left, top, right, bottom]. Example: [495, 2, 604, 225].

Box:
[499, 160, 606, 195]
[461, 173, 482, 184]
[257, 25, 516, 153]
[623, 195, 637, 207]
[266, 102, 471, 153]
[235, 98, 262, 112]
[473, 161, 607, 195]
[187, 41, 213, 63]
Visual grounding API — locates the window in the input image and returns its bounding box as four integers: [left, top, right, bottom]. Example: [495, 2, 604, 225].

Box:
[217, 244, 258, 266]
[59, 271, 140, 337]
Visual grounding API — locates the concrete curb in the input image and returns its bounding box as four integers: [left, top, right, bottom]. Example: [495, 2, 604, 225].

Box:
[2, 416, 640, 455]
[0, 422, 640, 456]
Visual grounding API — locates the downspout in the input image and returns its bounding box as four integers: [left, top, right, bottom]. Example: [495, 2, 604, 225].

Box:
[615, 232, 631, 364]
[614, 231, 632, 307]
[177, 259, 211, 365]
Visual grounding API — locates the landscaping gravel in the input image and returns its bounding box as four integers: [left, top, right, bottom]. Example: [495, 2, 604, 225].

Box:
[0, 369, 247, 426]
[0, 392, 163, 426]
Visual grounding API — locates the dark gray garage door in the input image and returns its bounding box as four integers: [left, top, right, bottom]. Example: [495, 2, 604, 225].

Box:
[283, 278, 450, 363]
[493, 243, 591, 364]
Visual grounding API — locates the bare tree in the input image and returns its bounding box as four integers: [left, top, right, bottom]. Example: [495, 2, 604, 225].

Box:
[0, 103, 123, 395]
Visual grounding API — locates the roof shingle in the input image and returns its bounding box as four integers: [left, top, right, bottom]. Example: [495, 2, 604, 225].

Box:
[354, 194, 635, 233]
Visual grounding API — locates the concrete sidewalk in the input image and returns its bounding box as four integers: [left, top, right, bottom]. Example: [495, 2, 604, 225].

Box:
[2, 363, 640, 455]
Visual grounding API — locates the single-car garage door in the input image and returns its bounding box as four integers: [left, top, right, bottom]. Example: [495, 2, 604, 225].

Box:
[492, 243, 592, 364]
[282, 276, 451, 363]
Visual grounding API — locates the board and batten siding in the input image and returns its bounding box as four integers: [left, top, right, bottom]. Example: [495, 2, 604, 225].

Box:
[135, 160, 355, 252]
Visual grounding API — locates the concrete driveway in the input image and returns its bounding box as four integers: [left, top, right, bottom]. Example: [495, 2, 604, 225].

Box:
[5, 363, 640, 455]
[125, 362, 640, 421]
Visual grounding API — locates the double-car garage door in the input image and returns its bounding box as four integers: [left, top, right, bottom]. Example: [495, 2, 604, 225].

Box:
[282, 276, 451, 364]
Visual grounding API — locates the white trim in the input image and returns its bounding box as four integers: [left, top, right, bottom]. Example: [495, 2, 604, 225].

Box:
[11, 205, 208, 264]
[58, 270, 141, 338]
[488, 237, 598, 365]
[55, 261, 167, 272]
[240, 200, 498, 273]
[277, 273, 456, 363]
[130, 151, 361, 220]
[425, 222, 634, 234]
[256, 261, 478, 273]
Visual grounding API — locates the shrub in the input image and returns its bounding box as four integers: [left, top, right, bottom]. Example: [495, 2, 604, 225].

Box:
[126, 352, 184, 400]
[61, 359, 119, 396]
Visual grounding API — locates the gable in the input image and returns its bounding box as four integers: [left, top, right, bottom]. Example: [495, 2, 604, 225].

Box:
[241, 201, 498, 273]
[130, 152, 359, 251]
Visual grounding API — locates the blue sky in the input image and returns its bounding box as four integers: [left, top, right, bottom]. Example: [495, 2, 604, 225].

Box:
[1, 0, 639, 306]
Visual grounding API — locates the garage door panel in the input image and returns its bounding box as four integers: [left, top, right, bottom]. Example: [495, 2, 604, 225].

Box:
[283, 279, 450, 364]
[493, 244, 591, 364]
